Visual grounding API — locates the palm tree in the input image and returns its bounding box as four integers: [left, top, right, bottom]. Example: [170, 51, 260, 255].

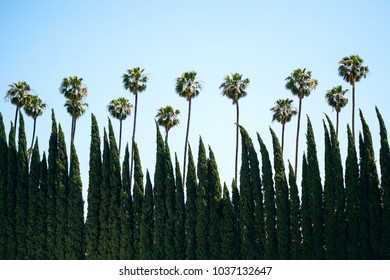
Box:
[59, 76, 88, 146]
[325, 85, 349, 137]
[338, 55, 369, 140]
[156, 105, 180, 144]
[219, 73, 250, 183]
[24, 95, 46, 155]
[107, 97, 133, 154]
[5, 81, 32, 129]
[123, 67, 148, 186]
[285, 68, 318, 173]
[176, 71, 202, 185]
[270, 98, 297, 152]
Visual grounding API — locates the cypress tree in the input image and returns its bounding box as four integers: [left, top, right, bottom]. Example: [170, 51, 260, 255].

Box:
[288, 161, 301, 259]
[46, 110, 58, 259]
[258, 134, 277, 259]
[120, 144, 133, 259]
[153, 123, 167, 259]
[163, 144, 176, 259]
[231, 179, 241, 259]
[196, 138, 209, 259]
[16, 114, 29, 259]
[0, 113, 7, 259]
[6, 124, 17, 259]
[55, 125, 69, 259]
[360, 110, 382, 259]
[239, 127, 256, 259]
[132, 141, 143, 259]
[326, 115, 347, 259]
[174, 154, 185, 259]
[26, 140, 40, 259]
[376, 107, 390, 259]
[185, 145, 197, 259]
[66, 144, 84, 259]
[306, 117, 324, 259]
[270, 128, 291, 259]
[98, 129, 110, 259]
[221, 183, 235, 260]
[207, 147, 222, 259]
[108, 118, 121, 259]
[38, 152, 48, 259]
[85, 114, 102, 259]
[345, 125, 360, 259]
[300, 153, 313, 259]
[139, 170, 154, 259]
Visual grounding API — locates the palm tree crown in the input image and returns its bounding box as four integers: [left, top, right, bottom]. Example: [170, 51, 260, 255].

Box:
[24, 95, 46, 156]
[325, 85, 349, 113]
[219, 73, 250, 104]
[6, 81, 32, 128]
[338, 55, 369, 86]
[175, 71, 202, 101]
[156, 105, 180, 143]
[123, 67, 148, 95]
[285, 68, 318, 98]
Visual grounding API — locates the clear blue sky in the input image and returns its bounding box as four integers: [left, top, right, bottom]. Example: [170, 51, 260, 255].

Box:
[1, 0, 389, 203]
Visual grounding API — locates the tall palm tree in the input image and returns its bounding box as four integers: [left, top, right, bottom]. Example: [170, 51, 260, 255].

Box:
[59, 76, 88, 146]
[107, 97, 133, 154]
[5, 81, 32, 129]
[338, 55, 369, 140]
[122, 67, 148, 186]
[23, 95, 46, 154]
[325, 85, 349, 137]
[219, 73, 250, 183]
[285, 68, 318, 173]
[176, 71, 202, 185]
[270, 98, 297, 152]
[156, 105, 180, 144]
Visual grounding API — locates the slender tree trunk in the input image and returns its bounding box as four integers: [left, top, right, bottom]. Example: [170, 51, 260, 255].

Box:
[119, 119, 122, 155]
[29, 118, 37, 158]
[130, 92, 139, 188]
[165, 128, 169, 145]
[235, 101, 239, 183]
[183, 98, 192, 186]
[352, 83, 355, 140]
[14, 107, 19, 129]
[336, 110, 339, 138]
[70, 116, 75, 147]
[294, 98, 303, 174]
[281, 122, 285, 152]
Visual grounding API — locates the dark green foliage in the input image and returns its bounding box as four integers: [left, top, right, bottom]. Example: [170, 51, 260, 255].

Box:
[221, 183, 235, 259]
[376, 107, 390, 259]
[174, 154, 185, 259]
[185, 145, 197, 259]
[207, 147, 222, 259]
[153, 123, 167, 259]
[231, 179, 241, 259]
[300, 153, 312, 259]
[108, 119, 121, 259]
[47, 110, 58, 259]
[258, 134, 277, 260]
[195, 138, 209, 259]
[306, 117, 324, 259]
[288, 161, 301, 259]
[98, 129, 110, 259]
[359, 110, 382, 259]
[55, 125, 69, 259]
[38, 152, 48, 259]
[85, 114, 102, 259]
[26, 141, 40, 259]
[270, 128, 291, 259]
[120, 144, 133, 259]
[345, 125, 360, 259]
[66, 144, 84, 259]
[0, 113, 7, 258]
[132, 141, 143, 259]
[16, 114, 28, 259]
[139, 171, 154, 259]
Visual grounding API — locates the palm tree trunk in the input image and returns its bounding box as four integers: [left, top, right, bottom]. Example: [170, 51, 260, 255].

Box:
[165, 128, 169, 145]
[28, 118, 37, 162]
[183, 98, 192, 186]
[235, 101, 239, 183]
[130, 92, 139, 188]
[336, 110, 339, 138]
[281, 122, 285, 152]
[14, 107, 19, 129]
[119, 119, 122, 154]
[352, 83, 355, 140]
[294, 98, 303, 174]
